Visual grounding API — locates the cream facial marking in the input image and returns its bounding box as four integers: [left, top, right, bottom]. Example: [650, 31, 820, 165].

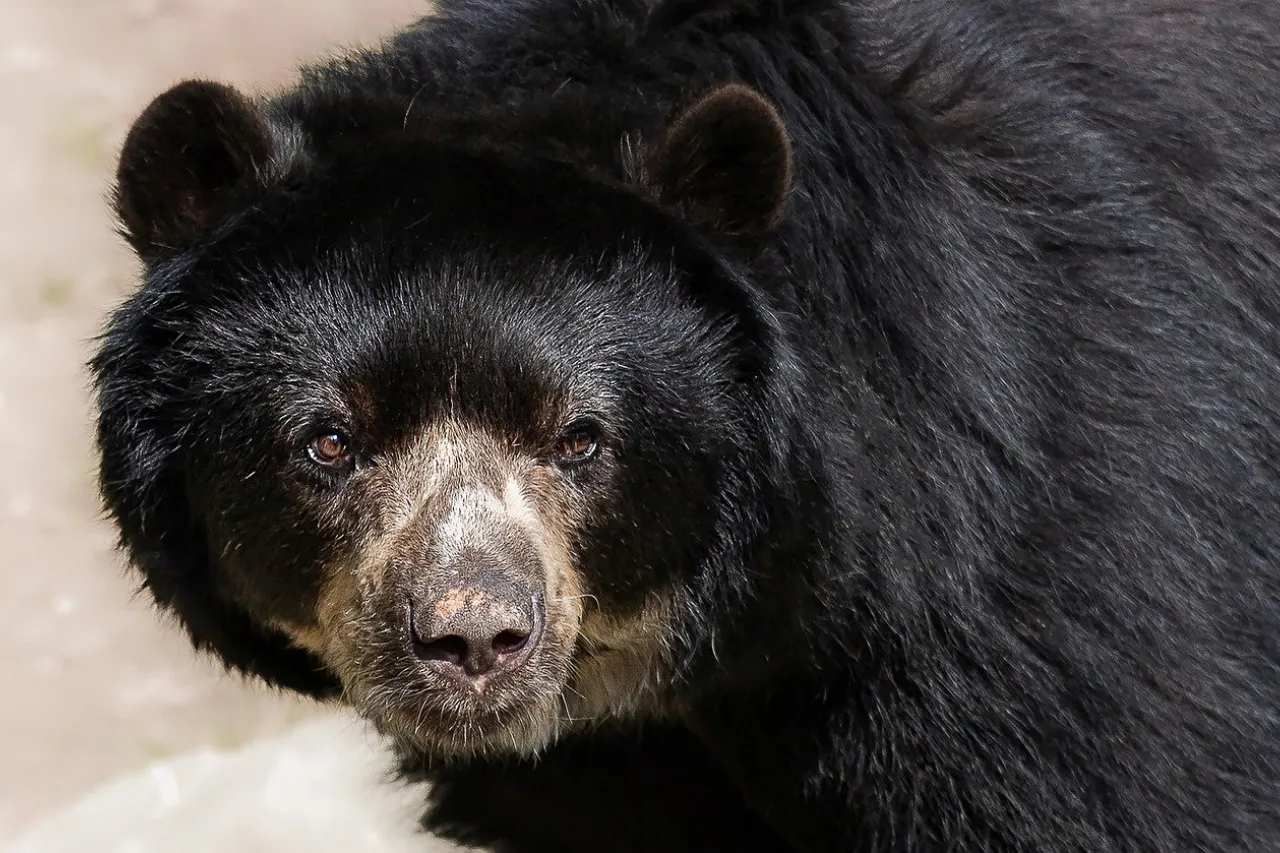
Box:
[435, 485, 508, 562]
[266, 417, 682, 758]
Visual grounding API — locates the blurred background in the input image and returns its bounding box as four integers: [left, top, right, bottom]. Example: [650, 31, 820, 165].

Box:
[0, 1, 469, 850]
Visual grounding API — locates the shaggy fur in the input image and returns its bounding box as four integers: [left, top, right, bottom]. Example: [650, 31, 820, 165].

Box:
[93, 1, 1280, 851]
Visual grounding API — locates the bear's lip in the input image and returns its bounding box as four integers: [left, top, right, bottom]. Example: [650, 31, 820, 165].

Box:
[362, 650, 550, 722]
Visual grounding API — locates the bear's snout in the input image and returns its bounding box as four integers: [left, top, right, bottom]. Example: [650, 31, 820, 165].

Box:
[409, 558, 545, 683]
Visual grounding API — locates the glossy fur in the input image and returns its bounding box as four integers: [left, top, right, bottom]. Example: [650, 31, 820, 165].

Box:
[93, 1, 1280, 851]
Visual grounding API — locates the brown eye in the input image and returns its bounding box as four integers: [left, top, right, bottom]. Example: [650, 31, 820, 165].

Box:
[552, 424, 600, 465]
[307, 431, 353, 469]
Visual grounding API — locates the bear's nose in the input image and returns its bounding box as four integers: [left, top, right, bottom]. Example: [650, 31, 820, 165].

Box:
[410, 574, 541, 678]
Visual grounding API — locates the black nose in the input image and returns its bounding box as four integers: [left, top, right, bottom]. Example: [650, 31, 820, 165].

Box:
[410, 572, 541, 678]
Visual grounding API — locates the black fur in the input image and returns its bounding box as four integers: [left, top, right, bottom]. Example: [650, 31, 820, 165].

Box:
[93, 1, 1280, 851]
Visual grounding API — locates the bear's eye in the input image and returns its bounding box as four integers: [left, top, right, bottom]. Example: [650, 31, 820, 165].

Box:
[552, 423, 600, 465]
[307, 431, 354, 470]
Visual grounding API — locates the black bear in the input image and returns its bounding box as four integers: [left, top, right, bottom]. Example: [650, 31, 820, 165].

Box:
[92, 0, 1280, 850]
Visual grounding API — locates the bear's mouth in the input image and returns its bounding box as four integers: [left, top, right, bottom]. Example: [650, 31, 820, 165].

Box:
[342, 646, 573, 758]
[316, 587, 582, 758]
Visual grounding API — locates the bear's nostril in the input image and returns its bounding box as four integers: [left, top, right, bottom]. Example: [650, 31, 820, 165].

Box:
[408, 581, 544, 678]
[413, 633, 470, 667]
[492, 629, 530, 658]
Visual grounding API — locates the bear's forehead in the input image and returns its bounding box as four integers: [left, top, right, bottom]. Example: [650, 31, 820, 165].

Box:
[187, 236, 688, 361]
[173, 238, 715, 440]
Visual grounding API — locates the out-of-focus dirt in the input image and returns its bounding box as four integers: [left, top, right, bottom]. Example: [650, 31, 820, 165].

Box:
[0, 0, 446, 844]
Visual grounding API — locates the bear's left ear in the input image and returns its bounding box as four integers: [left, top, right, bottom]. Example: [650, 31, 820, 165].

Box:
[643, 83, 793, 250]
[114, 80, 276, 260]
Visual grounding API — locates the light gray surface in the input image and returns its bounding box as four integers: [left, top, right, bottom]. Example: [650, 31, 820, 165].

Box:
[6, 714, 464, 853]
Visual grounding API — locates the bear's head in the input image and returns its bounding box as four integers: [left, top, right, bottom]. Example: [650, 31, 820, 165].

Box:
[93, 78, 795, 758]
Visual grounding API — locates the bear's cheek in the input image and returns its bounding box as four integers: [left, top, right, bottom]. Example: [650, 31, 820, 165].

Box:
[516, 462, 687, 724]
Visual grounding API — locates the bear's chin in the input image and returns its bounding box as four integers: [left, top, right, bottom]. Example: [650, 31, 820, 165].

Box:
[350, 675, 571, 761]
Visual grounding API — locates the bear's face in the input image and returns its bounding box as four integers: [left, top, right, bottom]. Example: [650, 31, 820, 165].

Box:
[94, 80, 792, 758]
[172, 233, 742, 757]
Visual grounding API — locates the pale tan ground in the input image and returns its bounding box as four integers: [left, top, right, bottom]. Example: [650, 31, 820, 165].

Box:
[0, 1, 468, 849]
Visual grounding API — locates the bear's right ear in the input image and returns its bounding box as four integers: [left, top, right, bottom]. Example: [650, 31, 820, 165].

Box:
[114, 80, 274, 259]
[641, 83, 793, 252]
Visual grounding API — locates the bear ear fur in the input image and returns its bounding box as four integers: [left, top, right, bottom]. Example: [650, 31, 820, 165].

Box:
[114, 80, 274, 259]
[644, 83, 793, 250]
